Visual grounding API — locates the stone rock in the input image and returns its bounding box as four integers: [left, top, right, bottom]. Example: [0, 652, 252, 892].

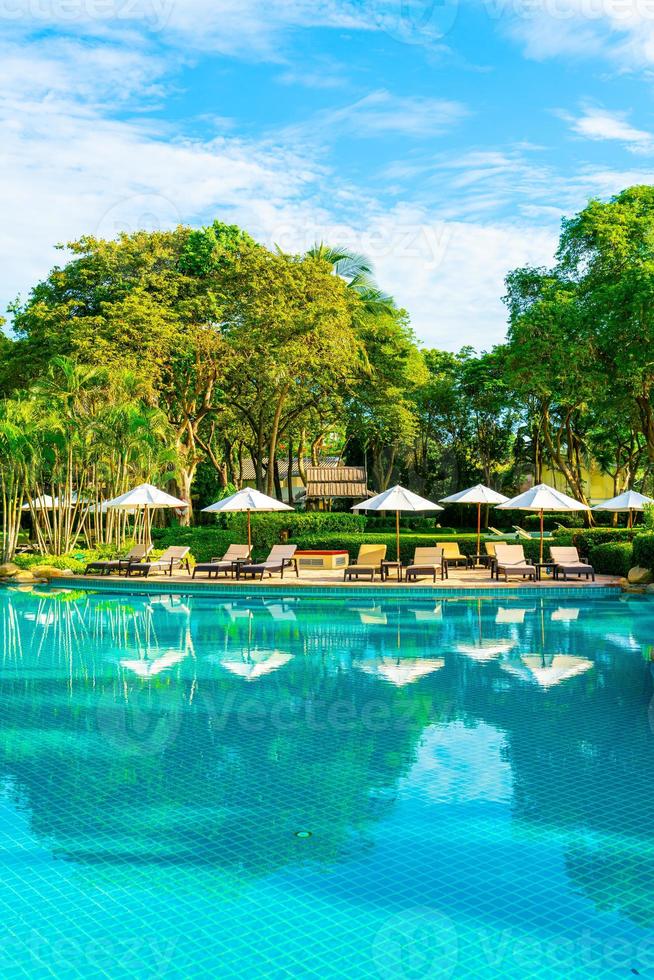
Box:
[12, 570, 35, 582]
[627, 566, 653, 585]
[646, 583, 654, 594]
[0, 563, 20, 578]
[33, 566, 68, 579]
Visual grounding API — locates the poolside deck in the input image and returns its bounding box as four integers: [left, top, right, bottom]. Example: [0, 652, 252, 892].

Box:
[69, 566, 620, 591]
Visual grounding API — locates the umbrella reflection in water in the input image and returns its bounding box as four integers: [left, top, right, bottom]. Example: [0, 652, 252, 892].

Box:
[355, 657, 445, 687]
[500, 599, 592, 688]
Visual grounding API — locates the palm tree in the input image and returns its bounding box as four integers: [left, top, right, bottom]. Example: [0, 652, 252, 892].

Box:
[306, 243, 396, 317]
[0, 398, 35, 561]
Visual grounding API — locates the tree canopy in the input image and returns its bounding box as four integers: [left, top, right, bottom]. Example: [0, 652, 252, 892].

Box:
[3, 189, 654, 556]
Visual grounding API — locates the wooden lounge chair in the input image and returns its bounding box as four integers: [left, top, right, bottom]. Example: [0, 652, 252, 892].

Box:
[127, 546, 191, 577]
[239, 544, 299, 580]
[192, 544, 252, 579]
[550, 547, 595, 582]
[405, 547, 446, 583]
[439, 541, 468, 571]
[85, 543, 151, 576]
[493, 544, 536, 582]
[487, 526, 505, 537]
[343, 544, 387, 582]
[481, 541, 498, 574]
[512, 525, 532, 540]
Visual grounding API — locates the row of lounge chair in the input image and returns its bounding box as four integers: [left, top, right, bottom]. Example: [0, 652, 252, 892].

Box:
[488, 543, 595, 581]
[85, 544, 298, 580]
[84, 541, 595, 583]
[342, 542, 594, 582]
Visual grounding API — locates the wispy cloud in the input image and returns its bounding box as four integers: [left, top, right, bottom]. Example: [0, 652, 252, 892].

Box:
[281, 90, 468, 143]
[495, 0, 654, 72]
[0, 1, 443, 60]
[560, 106, 654, 152]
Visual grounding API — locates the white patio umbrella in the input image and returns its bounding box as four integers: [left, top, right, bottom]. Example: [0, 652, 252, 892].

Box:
[440, 484, 509, 558]
[202, 487, 293, 551]
[21, 495, 55, 511]
[105, 483, 188, 545]
[496, 483, 589, 564]
[352, 485, 443, 563]
[592, 489, 654, 528]
[21, 493, 82, 511]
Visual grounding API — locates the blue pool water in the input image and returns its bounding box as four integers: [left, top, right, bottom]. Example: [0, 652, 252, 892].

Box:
[1, 586, 653, 979]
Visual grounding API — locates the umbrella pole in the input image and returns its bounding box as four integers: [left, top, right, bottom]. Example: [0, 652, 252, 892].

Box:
[539, 509, 544, 565]
[247, 510, 252, 552]
[476, 502, 481, 562]
[628, 509, 633, 529]
[396, 510, 400, 564]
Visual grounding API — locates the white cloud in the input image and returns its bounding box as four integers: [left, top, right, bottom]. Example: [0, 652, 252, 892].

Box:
[495, 0, 654, 71]
[280, 90, 468, 145]
[562, 106, 654, 152]
[0, 0, 439, 60]
[0, 17, 648, 353]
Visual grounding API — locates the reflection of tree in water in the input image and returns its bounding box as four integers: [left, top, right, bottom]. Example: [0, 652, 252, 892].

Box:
[5, 589, 653, 923]
[0, 590, 449, 885]
[452, 600, 654, 928]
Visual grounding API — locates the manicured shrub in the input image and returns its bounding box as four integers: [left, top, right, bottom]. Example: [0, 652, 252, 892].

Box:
[523, 512, 592, 531]
[152, 526, 239, 562]
[14, 552, 96, 574]
[553, 527, 637, 553]
[633, 533, 654, 571]
[588, 542, 633, 577]
[212, 512, 367, 554]
[290, 532, 484, 563]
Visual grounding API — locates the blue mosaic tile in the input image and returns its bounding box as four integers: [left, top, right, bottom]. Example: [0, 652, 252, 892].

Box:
[0, 587, 650, 978]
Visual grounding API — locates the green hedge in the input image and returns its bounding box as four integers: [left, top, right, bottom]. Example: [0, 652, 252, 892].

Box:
[223, 512, 366, 554]
[523, 512, 585, 530]
[588, 542, 633, 577]
[633, 533, 654, 571]
[152, 527, 241, 562]
[364, 516, 453, 532]
[553, 527, 637, 553]
[13, 548, 118, 574]
[291, 532, 492, 563]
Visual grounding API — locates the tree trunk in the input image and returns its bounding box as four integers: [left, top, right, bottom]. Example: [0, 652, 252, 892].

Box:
[273, 458, 283, 500]
[266, 387, 290, 497]
[297, 429, 307, 486]
[178, 466, 196, 525]
[287, 438, 294, 506]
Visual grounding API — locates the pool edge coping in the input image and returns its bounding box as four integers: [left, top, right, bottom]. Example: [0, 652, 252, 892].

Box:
[11, 576, 624, 601]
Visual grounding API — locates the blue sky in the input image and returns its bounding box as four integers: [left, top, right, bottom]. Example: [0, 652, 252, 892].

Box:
[2, 0, 653, 349]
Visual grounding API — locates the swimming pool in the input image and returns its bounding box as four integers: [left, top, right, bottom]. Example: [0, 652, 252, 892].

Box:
[0, 586, 653, 978]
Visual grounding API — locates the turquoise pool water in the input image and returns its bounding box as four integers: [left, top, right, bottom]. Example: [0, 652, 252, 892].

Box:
[0, 587, 653, 979]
